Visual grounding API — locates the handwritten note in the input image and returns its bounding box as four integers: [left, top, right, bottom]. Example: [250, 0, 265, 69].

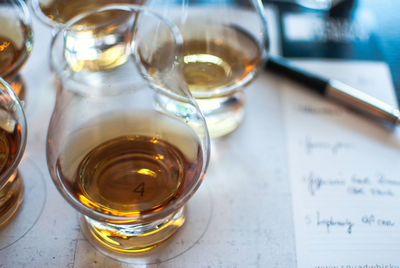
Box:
[282, 61, 400, 267]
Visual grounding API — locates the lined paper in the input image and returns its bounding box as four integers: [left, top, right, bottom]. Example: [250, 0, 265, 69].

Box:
[282, 61, 400, 267]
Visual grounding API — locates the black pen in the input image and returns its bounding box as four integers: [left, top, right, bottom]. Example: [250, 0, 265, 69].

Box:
[264, 56, 400, 125]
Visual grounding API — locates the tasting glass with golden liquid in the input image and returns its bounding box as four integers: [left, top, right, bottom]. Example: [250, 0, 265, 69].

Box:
[0, 76, 27, 227]
[46, 5, 210, 256]
[143, 0, 269, 138]
[0, 0, 33, 100]
[31, 0, 146, 28]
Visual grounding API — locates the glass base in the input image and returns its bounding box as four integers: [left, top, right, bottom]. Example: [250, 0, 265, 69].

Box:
[156, 92, 245, 138]
[75, 182, 212, 265]
[197, 92, 245, 138]
[0, 171, 24, 228]
[0, 158, 47, 250]
[81, 207, 186, 254]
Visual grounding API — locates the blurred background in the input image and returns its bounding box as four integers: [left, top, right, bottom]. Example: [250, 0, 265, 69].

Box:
[263, 0, 400, 104]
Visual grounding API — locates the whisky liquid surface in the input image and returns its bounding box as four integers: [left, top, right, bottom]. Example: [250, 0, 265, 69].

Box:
[77, 135, 203, 216]
[54, 112, 204, 217]
[0, 15, 32, 77]
[38, 0, 144, 25]
[146, 25, 261, 96]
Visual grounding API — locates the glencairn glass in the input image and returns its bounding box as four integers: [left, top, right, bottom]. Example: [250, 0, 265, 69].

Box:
[143, 0, 269, 137]
[0, 0, 33, 99]
[0, 76, 27, 227]
[46, 5, 210, 254]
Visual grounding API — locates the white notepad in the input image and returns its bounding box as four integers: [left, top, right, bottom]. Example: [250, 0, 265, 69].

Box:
[283, 60, 400, 267]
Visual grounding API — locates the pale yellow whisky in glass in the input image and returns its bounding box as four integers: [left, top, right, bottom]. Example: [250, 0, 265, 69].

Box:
[36, 0, 145, 25]
[147, 24, 262, 98]
[144, 24, 262, 137]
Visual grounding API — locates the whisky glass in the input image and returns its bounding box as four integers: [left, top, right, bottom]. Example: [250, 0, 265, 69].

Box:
[46, 5, 210, 255]
[0, 0, 33, 99]
[142, 0, 269, 137]
[0, 76, 27, 227]
[31, 0, 145, 28]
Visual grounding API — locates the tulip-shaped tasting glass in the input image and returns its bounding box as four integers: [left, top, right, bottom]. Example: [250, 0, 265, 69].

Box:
[46, 5, 210, 254]
[0, 76, 27, 227]
[144, 0, 269, 138]
[0, 0, 33, 99]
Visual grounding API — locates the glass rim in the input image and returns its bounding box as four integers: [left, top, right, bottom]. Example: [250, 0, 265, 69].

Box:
[47, 4, 210, 222]
[0, 0, 33, 78]
[0, 76, 27, 183]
